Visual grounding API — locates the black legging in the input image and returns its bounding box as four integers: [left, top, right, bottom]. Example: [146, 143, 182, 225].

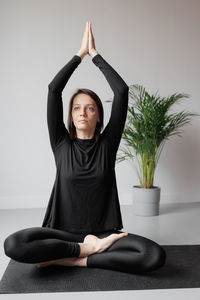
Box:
[3, 227, 166, 274]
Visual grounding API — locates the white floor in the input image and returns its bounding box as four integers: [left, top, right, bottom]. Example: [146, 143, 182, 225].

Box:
[0, 203, 200, 299]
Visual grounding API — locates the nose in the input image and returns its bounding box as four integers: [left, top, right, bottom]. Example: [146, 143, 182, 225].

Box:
[80, 108, 86, 116]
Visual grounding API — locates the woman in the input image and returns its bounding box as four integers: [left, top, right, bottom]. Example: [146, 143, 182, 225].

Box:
[4, 21, 166, 274]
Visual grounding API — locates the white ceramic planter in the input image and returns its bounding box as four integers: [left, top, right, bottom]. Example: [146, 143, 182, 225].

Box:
[132, 186, 161, 216]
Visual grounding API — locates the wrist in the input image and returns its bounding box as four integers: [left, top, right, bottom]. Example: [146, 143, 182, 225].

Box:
[76, 50, 87, 60]
[90, 50, 99, 58]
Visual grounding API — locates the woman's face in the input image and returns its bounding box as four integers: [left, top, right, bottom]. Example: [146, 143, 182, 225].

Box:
[72, 93, 100, 135]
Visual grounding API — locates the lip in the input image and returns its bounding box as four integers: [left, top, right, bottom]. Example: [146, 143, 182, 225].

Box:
[78, 120, 87, 122]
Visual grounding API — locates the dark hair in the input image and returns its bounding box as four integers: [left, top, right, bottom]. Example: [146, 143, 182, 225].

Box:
[67, 88, 104, 142]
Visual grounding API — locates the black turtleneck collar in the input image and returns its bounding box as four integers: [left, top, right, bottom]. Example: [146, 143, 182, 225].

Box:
[74, 137, 96, 144]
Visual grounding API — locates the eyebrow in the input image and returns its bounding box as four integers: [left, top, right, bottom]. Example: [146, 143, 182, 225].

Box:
[73, 103, 95, 106]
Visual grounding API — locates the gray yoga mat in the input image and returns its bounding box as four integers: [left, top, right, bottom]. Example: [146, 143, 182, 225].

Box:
[0, 245, 200, 294]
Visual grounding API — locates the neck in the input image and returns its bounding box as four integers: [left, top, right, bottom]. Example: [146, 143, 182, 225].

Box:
[75, 130, 95, 139]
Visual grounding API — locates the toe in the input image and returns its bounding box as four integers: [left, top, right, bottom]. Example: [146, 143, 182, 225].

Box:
[120, 232, 128, 238]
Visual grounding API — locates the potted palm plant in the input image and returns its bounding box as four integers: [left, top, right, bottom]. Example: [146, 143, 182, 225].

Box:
[113, 84, 199, 216]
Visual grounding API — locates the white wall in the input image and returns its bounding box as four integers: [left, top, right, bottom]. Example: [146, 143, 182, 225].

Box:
[0, 0, 200, 209]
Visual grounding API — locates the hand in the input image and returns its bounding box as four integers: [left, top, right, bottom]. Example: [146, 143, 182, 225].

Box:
[88, 21, 99, 58]
[76, 21, 89, 59]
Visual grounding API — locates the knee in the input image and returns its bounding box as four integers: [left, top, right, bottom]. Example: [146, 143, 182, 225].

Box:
[157, 246, 166, 269]
[144, 244, 166, 272]
[4, 231, 25, 262]
[4, 234, 15, 258]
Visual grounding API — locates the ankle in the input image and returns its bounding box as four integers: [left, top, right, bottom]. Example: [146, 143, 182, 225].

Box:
[75, 257, 87, 267]
[78, 242, 97, 257]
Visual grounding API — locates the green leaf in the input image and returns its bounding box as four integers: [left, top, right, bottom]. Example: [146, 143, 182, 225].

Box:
[116, 84, 200, 187]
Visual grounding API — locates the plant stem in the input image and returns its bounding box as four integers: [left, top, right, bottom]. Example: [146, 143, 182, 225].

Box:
[148, 157, 155, 188]
[143, 152, 148, 188]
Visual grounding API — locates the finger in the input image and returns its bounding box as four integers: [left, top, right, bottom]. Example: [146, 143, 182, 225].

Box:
[90, 25, 95, 40]
[90, 23, 92, 33]
[88, 24, 91, 37]
[84, 21, 88, 33]
[89, 25, 93, 39]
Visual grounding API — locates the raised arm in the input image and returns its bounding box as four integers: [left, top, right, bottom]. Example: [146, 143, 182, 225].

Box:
[92, 54, 129, 154]
[47, 55, 82, 153]
[47, 22, 92, 153]
[89, 22, 129, 155]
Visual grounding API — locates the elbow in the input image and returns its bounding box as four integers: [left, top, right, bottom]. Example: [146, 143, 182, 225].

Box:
[48, 82, 58, 93]
[48, 82, 54, 91]
[119, 84, 129, 95]
[124, 84, 129, 93]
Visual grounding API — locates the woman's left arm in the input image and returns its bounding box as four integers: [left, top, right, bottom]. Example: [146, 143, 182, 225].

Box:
[92, 54, 129, 153]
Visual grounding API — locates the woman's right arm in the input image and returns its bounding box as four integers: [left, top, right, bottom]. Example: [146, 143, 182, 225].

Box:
[47, 54, 82, 153]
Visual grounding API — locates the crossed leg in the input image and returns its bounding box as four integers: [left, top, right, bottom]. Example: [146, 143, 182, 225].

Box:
[87, 230, 166, 274]
[37, 231, 128, 268]
[3, 227, 127, 266]
[3, 227, 84, 264]
[3, 227, 166, 274]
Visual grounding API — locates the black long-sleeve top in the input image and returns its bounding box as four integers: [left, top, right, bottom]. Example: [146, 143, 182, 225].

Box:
[42, 53, 129, 233]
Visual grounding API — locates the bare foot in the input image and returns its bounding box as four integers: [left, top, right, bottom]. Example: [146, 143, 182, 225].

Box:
[37, 232, 128, 267]
[83, 232, 128, 254]
[37, 256, 87, 268]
